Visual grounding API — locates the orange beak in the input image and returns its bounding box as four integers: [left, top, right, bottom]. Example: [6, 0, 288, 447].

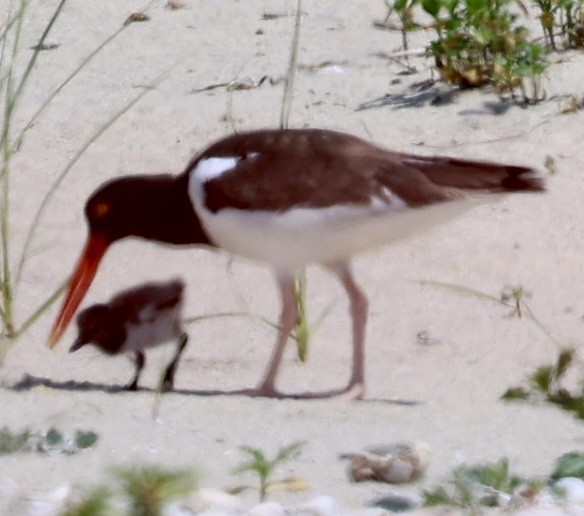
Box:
[48, 233, 109, 349]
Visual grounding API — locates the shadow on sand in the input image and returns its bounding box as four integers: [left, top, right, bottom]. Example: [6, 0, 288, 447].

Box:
[7, 373, 422, 405]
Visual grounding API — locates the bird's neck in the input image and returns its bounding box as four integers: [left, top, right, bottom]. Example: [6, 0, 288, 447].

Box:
[129, 172, 212, 247]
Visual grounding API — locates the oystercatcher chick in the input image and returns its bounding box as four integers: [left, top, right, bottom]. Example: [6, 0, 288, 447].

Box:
[69, 279, 188, 392]
[48, 128, 544, 399]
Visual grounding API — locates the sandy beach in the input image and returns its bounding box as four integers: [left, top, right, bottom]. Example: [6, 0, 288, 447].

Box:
[2, 1, 584, 514]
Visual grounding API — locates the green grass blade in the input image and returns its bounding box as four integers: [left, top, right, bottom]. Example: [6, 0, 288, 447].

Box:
[14, 279, 67, 339]
[420, 279, 571, 354]
[8, 0, 67, 119]
[293, 272, 309, 360]
[0, 4, 23, 43]
[279, 0, 302, 130]
[183, 310, 285, 336]
[0, 169, 12, 334]
[0, 0, 28, 334]
[418, 279, 507, 306]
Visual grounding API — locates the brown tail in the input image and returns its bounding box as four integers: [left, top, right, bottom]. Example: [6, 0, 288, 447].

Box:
[399, 154, 545, 193]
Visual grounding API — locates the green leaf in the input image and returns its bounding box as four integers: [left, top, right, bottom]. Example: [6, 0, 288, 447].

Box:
[75, 430, 98, 449]
[555, 349, 575, 379]
[394, 0, 409, 11]
[422, 485, 456, 506]
[530, 366, 553, 392]
[501, 387, 530, 400]
[0, 426, 31, 454]
[552, 452, 584, 480]
[422, 0, 442, 17]
[274, 440, 305, 463]
[45, 428, 64, 446]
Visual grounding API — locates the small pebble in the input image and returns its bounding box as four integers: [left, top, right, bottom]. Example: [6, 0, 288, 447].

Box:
[296, 495, 339, 515]
[554, 476, 584, 504]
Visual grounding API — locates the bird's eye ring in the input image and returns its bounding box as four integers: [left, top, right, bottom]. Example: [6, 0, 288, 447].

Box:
[94, 202, 110, 218]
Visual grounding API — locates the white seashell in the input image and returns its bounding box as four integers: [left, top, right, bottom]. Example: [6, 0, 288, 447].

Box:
[341, 441, 431, 484]
[295, 495, 339, 515]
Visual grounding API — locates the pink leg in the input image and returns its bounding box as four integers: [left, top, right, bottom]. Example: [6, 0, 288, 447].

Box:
[255, 272, 298, 397]
[329, 263, 368, 399]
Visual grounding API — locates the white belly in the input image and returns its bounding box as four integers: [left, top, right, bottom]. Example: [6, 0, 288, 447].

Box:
[121, 309, 181, 353]
[191, 192, 503, 271]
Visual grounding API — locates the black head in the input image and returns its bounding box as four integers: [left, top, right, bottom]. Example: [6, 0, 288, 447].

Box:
[85, 173, 208, 245]
[70, 303, 123, 354]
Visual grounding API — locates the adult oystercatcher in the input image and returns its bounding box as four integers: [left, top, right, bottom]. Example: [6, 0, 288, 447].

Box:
[48, 128, 544, 399]
[70, 279, 188, 391]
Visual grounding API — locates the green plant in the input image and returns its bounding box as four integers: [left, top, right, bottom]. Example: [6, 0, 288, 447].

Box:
[0, 426, 98, 455]
[532, 0, 584, 49]
[112, 465, 196, 516]
[423, 458, 531, 511]
[558, 0, 584, 47]
[60, 464, 197, 516]
[232, 441, 306, 501]
[502, 348, 584, 420]
[406, 0, 548, 101]
[0, 426, 31, 454]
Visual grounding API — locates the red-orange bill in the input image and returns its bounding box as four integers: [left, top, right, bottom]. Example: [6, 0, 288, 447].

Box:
[48, 234, 109, 349]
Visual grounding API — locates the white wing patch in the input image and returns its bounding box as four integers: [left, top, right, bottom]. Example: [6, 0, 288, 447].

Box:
[376, 187, 409, 210]
[193, 156, 241, 183]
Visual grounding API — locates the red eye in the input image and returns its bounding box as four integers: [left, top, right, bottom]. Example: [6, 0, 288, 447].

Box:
[94, 202, 110, 218]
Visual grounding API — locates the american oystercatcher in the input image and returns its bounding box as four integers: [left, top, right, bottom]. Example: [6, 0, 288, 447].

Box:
[48, 128, 544, 399]
[69, 279, 188, 391]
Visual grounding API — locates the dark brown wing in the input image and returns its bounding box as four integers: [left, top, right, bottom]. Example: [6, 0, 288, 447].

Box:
[110, 279, 184, 324]
[188, 128, 544, 213]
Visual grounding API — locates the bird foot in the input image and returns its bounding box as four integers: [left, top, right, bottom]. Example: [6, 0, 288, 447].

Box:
[124, 382, 139, 392]
[331, 382, 365, 401]
[160, 371, 176, 393]
[245, 384, 283, 398]
[240, 382, 365, 400]
[160, 380, 174, 393]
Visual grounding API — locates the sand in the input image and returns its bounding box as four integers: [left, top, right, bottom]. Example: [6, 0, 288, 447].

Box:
[2, 0, 584, 514]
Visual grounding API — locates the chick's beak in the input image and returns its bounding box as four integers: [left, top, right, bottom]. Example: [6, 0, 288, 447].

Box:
[69, 336, 86, 353]
[48, 234, 109, 349]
